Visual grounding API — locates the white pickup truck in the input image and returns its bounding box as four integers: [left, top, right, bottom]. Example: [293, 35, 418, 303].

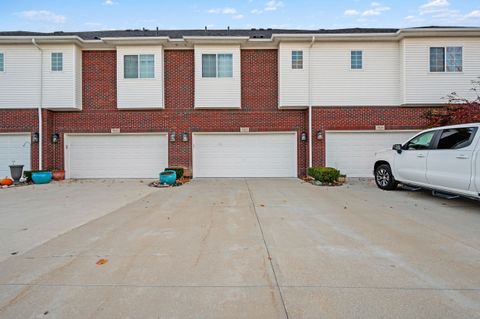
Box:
[374, 123, 480, 200]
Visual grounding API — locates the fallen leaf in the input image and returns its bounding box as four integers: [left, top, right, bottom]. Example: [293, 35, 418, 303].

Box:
[96, 258, 108, 265]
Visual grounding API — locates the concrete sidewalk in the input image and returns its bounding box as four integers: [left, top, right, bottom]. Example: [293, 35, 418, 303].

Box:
[0, 178, 479, 318]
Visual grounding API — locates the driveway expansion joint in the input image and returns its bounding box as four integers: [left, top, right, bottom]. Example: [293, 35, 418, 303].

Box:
[245, 178, 290, 319]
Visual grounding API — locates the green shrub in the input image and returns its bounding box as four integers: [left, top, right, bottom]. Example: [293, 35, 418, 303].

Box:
[165, 167, 184, 179]
[307, 167, 341, 183]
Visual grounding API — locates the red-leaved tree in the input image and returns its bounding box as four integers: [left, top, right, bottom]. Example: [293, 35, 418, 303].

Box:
[423, 78, 480, 127]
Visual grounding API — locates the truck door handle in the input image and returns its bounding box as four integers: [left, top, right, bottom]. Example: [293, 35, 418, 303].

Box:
[456, 155, 468, 159]
[416, 154, 425, 158]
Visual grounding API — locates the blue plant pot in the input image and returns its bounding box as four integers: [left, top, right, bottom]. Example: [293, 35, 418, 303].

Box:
[159, 170, 176, 185]
[32, 171, 53, 184]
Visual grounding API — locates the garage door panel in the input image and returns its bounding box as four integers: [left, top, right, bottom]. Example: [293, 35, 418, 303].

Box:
[194, 133, 297, 178]
[0, 134, 31, 178]
[326, 131, 417, 177]
[67, 134, 168, 179]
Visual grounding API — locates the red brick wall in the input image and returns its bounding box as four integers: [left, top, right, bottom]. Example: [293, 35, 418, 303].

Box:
[311, 106, 436, 167]
[1, 49, 439, 177]
[51, 49, 309, 176]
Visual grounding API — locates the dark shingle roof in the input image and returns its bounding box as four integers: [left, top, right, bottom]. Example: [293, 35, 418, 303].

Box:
[0, 28, 400, 40]
[0, 26, 475, 40]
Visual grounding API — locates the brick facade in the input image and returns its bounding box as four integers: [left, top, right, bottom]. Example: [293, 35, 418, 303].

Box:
[1, 49, 438, 177]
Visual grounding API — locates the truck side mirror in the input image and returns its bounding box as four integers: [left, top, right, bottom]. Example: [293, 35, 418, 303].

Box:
[392, 144, 403, 154]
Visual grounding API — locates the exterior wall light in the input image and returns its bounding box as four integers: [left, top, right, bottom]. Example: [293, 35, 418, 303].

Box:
[316, 131, 323, 140]
[51, 133, 60, 144]
[32, 132, 39, 143]
[300, 132, 308, 141]
[182, 133, 189, 142]
[170, 132, 176, 142]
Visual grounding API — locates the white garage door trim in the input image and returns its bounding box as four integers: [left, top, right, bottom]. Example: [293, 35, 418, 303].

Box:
[64, 133, 168, 179]
[325, 130, 418, 178]
[0, 133, 31, 178]
[192, 132, 297, 178]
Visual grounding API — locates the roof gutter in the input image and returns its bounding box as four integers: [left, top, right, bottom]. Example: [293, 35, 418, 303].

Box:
[31, 38, 43, 170]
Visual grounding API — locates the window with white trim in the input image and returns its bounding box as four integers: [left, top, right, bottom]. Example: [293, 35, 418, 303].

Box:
[291, 50, 303, 69]
[0, 53, 4, 72]
[124, 54, 155, 79]
[429, 47, 462, 72]
[202, 53, 233, 78]
[351, 50, 362, 70]
[51, 52, 63, 71]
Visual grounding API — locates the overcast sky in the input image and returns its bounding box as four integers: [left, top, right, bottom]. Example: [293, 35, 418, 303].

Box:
[1, 0, 479, 32]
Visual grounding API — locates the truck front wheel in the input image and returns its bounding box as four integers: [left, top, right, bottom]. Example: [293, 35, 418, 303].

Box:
[375, 164, 398, 190]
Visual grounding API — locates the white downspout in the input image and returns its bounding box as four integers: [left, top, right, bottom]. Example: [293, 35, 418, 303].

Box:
[32, 38, 43, 170]
[308, 36, 315, 168]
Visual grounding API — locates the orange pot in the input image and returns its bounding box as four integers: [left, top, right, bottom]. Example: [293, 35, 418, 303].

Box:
[0, 178, 13, 186]
[52, 170, 65, 181]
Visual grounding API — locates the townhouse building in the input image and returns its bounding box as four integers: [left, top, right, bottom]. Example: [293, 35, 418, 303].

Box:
[0, 27, 479, 178]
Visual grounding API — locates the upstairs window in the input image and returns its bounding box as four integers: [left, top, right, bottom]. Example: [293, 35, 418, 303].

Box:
[51, 52, 63, 71]
[430, 47, 462, 72]
[291, 50, 303, 69]
[0, 53, 4, 72]
[124, 54, 155, 79]
[202, 53, 233, 78]
[351, 50, 362, 70]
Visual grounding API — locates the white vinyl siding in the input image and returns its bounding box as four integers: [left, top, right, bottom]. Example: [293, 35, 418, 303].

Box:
[279, 42, 399, 107]
[194, 45, 241, 108]
[0, 134, 31, 178]
[117, 45, 164, 109]
[402, 37, 480, 104]
[65, 134, 168, 179]
[0, 53, 4, 72]
[0, 44, 81, 110]
[193, 133, 297, 177]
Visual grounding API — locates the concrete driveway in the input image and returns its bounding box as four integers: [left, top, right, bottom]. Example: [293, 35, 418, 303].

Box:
[0, 179, 479, 318]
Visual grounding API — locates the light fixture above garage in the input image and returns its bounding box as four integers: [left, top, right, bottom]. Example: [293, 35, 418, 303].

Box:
[182, 133, 189, 142]
[316, 131, 323, 140]
[32, 132, 39, 143]
[301, 132, 307, 142]
[51, 133, 60, 144]
[170, 132, 176, 142]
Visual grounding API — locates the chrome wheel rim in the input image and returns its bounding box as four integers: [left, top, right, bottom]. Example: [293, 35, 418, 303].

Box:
[376, 168, 390, 187]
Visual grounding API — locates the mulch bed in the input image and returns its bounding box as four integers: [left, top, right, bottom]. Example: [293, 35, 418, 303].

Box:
[149, 177, 191, 188]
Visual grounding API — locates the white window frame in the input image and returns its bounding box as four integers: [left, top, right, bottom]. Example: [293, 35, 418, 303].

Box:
[429, 46, 463, 73]
[123, 54, 155, 79]
[201, 53, 233, 78]
[0, 52, 4, 72]
[51, 52, 63, 72]
[291, 50, 303, 70]
[350, 50, 363, 70]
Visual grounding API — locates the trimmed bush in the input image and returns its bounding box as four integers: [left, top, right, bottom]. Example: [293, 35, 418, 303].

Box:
[307, 167, 341, 184]
[165, 167, 184, 179]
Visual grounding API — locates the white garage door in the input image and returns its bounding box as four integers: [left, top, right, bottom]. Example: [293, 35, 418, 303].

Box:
[326, 131, 417, 177]
[0, 134, 31, 178]
[193, 133, 297, 177]
[65, 134, 168, 179]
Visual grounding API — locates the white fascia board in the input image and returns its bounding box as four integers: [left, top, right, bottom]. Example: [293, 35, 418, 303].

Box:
[0, 36, 85, 45]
